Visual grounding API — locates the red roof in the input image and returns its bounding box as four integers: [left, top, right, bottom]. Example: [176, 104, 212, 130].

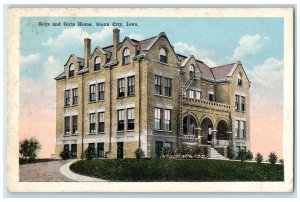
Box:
[211, 63, 235, 80]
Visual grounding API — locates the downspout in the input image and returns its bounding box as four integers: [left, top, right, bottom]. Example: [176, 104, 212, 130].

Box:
[109, 65, 112, 151]
[81, 74, 84, 159]
[138, 59, 142, 148]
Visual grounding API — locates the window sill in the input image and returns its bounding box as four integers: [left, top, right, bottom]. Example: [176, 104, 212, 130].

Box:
[64, 105, 71, 108]
[98, 132, 105, 135]
[154, 94, 172, 99]
[71, 134, 78, 136]
[117, 130, 125, 133]
[88, 101, 97, 104]
[154, 129, 164, 132]
[98, 99, 105, 102]
[72, 104, 78, 107]
[117, 96, 125, 99]
[89, 133, 96, 135]
[165, 130, 173, 133]
[127, 130, 135, 132]
[127, 95, 136, 97]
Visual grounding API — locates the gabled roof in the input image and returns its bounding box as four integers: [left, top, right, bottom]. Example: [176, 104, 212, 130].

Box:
[210, 63, 236, 80]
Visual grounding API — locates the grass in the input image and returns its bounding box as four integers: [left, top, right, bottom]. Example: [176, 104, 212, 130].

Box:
[70, 158, 284, 182]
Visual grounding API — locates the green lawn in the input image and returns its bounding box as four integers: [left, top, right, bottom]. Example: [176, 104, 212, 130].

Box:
[70, 158, 284, 182]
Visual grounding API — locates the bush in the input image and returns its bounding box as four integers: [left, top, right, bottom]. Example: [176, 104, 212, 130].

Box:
[255, 153, 263, 164]
[175, 145, 192, 155]
[135, 148, 145, 159]
[279, 159, 284, 165]
[60, 148, 71, 160]
[238, 149, 247, 162]
[268, 152, 278, 165]
[19, 137, 41, 163]
[227, 146, 235, 159]
[246, 150, 253, 160]
[84, 146, 96, 160]
[193, 146, 204, 155]
[161, 146, 172, 156]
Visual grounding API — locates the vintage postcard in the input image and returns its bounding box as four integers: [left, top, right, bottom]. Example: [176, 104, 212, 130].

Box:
[6, 7, 294, 192]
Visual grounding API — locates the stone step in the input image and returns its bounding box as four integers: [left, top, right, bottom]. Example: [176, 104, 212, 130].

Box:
[210, 148, 228, 160]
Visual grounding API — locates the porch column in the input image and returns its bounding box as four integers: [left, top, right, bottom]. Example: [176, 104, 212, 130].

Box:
[211, 129, 218, 147]
[196, 128, 202, 146]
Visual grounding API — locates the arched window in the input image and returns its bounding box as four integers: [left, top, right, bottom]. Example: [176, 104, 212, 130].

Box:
[237, 73, 242, 86]
[183, 116, 196, 135]
[189, 64, 195, 79]
[69, 64, 75, 78]
[159, 48, 167, 63]
[94, 56, 101, 71]
[123, 48, 130, 65]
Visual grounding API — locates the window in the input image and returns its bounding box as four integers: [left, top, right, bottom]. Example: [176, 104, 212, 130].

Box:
[72, 115, 78, 135]
[89, 84, 96, 102]
[94, 56, 101, 71]
[88, 143, 95, 149]
[235, 95, 240, 111]
[98, 82, 105, 101]
[98, 112, 105, 133]
[154, 75, 162, 95]
[72, 88, 78, 105]
[164, 78, 172, 97]
[64, 144, 69, 151]
[154, 108, 162, 130]
[183, 116, 196, 135]
[127, 76, 135, 96]
[234, 146, 240, 157]
[241, 96, 245, 111]
[164, 109, 171, 131]
[235, 120, 240, 137]
[117, 78, 125, 98]
[238, 73, 242, 86]
[189, 65, 195, 79]
[71, 144, 77, 158]
[127, 108, 135, 130]
[65, 90, 70, 106]
[89, 113, 96, 133]
[64, 116, 70, 135]
[240, 121, 245, 138]
[195, 91, 201, 100]
[159, 48, 167, 63]
[188, 90, 194, 98]
[69, 64, 75, 78]
[97, 143, 104, 157]
[209, 93, 214, 102]
[117, 110, 125, 131]
[123, 48, 130, 65]
[164, 142, 172, 149]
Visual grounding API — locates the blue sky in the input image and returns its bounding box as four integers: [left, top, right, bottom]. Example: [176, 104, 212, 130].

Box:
[20, 17, 284, 108]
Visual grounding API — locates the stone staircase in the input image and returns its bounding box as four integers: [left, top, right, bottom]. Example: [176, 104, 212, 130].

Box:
[209, 147, 229, 160]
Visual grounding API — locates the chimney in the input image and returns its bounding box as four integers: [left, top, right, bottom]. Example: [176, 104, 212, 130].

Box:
[113, 28, 120, 61]
[84, 38, 91, 68]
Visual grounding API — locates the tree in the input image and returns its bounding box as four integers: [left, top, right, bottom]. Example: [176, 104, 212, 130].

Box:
[84, 146, 96, 160]
[246, 150, 253, 160]
[135, 148, 145, 159]
[238, 149, 247, 162]
[60, 148, 71, 160]
[19, 137, 41, 163]
[227, 146, 235, 159]
[268, 152, 278, 165]
[255, 153, 263, 164]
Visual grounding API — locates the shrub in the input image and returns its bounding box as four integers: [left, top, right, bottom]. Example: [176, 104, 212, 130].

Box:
[84, 146, 96, 160]
[193, 146, 204, 155]
[279, 159, 284, 165]
[268, 152, 278, 165]
[175, 145, 192, 155]
[255, 153, 263, 164]
[60, 148, 71, 160]
[246, 150, 253, 160]
[19, 137, 41, 163]
[227, 146, 235, 159]
[135, 148, 145, 159]
[238, 149, 247, 162]
[161, 146, 173, 156]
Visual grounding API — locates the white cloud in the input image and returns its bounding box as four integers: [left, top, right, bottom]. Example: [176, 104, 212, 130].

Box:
[20, 53, 40, 66]
[229, 34, 269, 61]
[128, 33, 145, 41]
[42, 26, 117, 49]
[248, 57, 283, 111]
[173, 42, 218, 67]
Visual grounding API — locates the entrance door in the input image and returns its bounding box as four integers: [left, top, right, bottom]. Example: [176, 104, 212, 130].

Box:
[117, 142, 123, 159]
[155, 141, 163, 158]
[207, 127, 212, 144]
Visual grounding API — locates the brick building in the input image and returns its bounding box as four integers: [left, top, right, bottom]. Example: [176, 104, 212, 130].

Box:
[54, 28, 250, 159]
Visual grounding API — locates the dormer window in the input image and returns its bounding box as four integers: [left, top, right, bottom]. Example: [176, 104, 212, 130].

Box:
[189, 64, 195, 79]
[159, 48, 167, 63]
[94, 56, 101, 71]
[69, 64, 75, 78]
[238, 73, 242, 86]
[123, 48, 130, 65]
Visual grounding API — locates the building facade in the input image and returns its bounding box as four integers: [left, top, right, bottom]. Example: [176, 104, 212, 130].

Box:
[55, 28, 251, 159]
